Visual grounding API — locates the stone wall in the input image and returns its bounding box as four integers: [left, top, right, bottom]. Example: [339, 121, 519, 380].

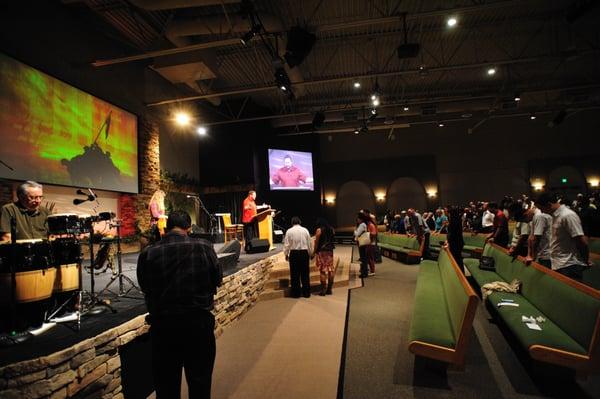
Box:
[0, 254, 278, 398]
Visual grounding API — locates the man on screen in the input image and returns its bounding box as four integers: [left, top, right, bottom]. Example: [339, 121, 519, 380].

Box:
[271, 155, 307, 188]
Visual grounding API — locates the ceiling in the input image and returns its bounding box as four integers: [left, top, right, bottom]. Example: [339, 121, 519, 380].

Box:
[66, 0, 600, 134]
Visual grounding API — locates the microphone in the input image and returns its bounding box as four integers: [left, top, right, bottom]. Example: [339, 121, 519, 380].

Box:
[73, 198, 88, 205]
[76, 189, 87, 196]
[88, 188, 97, 200]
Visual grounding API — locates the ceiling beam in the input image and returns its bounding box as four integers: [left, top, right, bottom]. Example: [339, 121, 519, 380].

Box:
[146, 50, 600, 106]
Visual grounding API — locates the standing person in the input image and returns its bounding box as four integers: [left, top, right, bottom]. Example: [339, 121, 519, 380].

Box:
[407, 208, 430, 259]
[313, 218, 336, 296]
[446, 206, 465, 268]
[508, 202, 530, 258]
[284, 216, 313, 298]
[523, 205, 553, 268]
[137, 211, 222, 399]
[354, 212, 377, 277]
[434, 209, 448, 234]
[481, 202, 495, 233]
[486, 202, 509, 248]
[242, 190, 257, 252]
[536, 193, 592, 281]
[1, 180, 50, 242]
[148, 189, 167, 240]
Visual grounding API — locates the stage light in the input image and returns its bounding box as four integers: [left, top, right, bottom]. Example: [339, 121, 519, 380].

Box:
[530, 114, 537, 120]
[354, 82, 361, 88]
[487, 67, 497, 76]
[354, 128, 360, 134]
[370, 94, 377, 101]
[372, 97, 380, 107]
[274, 67, 291, 93]
[197, 126, 207, 136]
[438, 122, 445, 127]
[371, 108, 377, 115]
[403, 106, 409, 111]
[447, 17, 457, 27]
[175, 112, 191, 126]
[514, 92, 521, 102]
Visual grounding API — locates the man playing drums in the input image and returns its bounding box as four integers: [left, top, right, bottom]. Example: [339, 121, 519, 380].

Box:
[1, 181, 50, 242]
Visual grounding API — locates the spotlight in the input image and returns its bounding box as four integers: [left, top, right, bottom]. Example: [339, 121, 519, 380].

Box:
[514, 92, 521, 102]
[175, 112, 191, 126]
[353, 82, 361, 88]
[370, 94, 377, 101]
[447, 17, 457, 27]
[368, 108, 377, 122]
[487, 67, 497, 76]
[403, 106, 409, 111]
[197, 126, 207, 136]
[354, 128, 360, 134]
[371, 108, 377, 115]
[372, 97, 380, 107]
[274, 67, 292, 93]
[530, 114, 537, 120]
[438, 122, 445, 127]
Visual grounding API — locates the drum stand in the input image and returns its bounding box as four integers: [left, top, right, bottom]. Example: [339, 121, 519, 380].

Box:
[97, 221, 142, 299]
[81, 227, 116, 315]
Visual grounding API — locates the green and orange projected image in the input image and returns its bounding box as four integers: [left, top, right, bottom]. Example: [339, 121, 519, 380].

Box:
[0, 53, 138, 193]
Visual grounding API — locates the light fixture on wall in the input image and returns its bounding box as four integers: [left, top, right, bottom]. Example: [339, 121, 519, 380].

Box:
[325, 195, 336, 205]
[426, 188, 437, 198]
[588, 178, 599, 188]
[531, 179, 545, 191]
[375, 191, 386, 202]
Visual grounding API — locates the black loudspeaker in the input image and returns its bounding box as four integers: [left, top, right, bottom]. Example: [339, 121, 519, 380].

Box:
[273, 230, 284, 244]
[247, 238, 270, 253]
[217, 239, 241, 260]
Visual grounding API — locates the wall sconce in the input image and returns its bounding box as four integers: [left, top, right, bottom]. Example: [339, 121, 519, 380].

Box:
[375, 192, 386, 202]
[588, 178, 599, 188]
[325, 195, 336, 205]
[531, 180, 545, 191]
[426, 188, 437, 198]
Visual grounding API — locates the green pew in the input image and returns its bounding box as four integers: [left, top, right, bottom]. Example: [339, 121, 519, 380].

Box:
[464, 243, 600, 372]
[462, 233, 487, 257]
[589, 237, 600, 256]
[429, 233, 447, 256]
[408, 247, 479, 366]
[377, 233, 423, 264]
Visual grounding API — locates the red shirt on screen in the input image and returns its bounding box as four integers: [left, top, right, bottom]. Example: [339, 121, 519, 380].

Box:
[272, 166, 307, 187]
[242, 196, 257, 223]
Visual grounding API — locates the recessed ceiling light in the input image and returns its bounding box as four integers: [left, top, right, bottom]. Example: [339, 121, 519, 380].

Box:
[175, 112, 191, 126]
[353, 82, 361, 88]
[447, 17, 457, 27]
[197, 126, 207, 136]
[487, 67, 497, 76]
[530, 114, 537, 120]
[403, 106, 409, 111]
[438, 122, 445, 127]
[354, 128, 360, 134]
[514, 93, 521, 102]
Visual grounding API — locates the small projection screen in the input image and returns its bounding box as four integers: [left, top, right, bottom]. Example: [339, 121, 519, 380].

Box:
[268, 148, 314, 191]
[0, 53, 138, 193]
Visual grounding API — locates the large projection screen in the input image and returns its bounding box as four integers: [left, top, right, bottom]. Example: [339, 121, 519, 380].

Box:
[0, 53, 138, 193]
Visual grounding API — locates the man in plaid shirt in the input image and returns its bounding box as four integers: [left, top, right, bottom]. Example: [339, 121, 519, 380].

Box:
[137, 210, 222, 399]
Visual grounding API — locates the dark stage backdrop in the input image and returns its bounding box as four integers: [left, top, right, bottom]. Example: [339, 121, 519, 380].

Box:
[0, 53, 138, 193]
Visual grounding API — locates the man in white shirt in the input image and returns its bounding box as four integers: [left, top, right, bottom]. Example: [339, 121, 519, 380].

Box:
[481, 202, 495, 233]
[284, 216, 313, 298]
[536, 193, 591, 281]
[524, 206, 553, 268]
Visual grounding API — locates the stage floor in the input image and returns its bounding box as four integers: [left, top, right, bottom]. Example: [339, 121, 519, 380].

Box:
[0, 242, 282, 367]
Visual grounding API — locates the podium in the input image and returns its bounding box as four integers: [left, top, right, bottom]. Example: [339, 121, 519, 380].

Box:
[254, 208, 276, 250]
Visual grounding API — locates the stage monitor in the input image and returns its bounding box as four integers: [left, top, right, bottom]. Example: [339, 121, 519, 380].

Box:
[0, 53, 138, 193]
[268, 148, 314, 191]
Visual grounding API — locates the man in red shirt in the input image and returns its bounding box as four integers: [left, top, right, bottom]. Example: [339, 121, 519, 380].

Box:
[271, 155, 307, 188]
[242, 190, 257, 251]
[485, 202, 509, 248]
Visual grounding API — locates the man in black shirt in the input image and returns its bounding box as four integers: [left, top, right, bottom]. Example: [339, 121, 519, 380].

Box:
[137, 210, 222, 399]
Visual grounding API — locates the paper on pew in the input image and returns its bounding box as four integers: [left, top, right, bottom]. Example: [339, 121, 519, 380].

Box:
[526, 322, 542, 331]
[497, 302, 520, 307]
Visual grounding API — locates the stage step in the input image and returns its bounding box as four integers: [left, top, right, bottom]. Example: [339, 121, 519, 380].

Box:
[259, 255, 352, 301]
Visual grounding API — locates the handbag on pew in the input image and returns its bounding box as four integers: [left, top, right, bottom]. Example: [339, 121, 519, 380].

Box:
[357, 231, 371, 247]
[479, 256, 496, 271]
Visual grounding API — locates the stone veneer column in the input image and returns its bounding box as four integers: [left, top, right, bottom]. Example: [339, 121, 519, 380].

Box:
[117, 115, 160, 236]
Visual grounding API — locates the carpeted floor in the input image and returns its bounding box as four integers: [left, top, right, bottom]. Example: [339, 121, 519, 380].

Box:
[340, 257, 600, 399]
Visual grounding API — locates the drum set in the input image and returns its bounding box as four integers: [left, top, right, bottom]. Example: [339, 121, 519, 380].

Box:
[0, 212, 139, 344]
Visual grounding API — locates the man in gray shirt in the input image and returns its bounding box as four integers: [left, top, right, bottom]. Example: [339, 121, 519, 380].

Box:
[523, 206, 552, 268]
[536, 193, 591, 281]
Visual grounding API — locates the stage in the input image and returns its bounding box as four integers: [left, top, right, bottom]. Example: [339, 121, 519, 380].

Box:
[0, 242, 283, 368]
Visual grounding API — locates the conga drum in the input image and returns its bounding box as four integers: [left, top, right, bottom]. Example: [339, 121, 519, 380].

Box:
[51, 238, 81, 292]
[0, 239, 56, 305]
